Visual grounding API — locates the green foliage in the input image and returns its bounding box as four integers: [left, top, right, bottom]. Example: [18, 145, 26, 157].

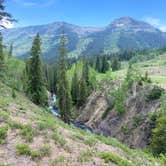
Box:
[57, 31, 72, 123]
[51, 155, 65, 166]
[5, 58, 25, 91]
[78, 150, 94, 162]
[16, 143, 33, 156]
[52, 132, 66, 147]
[99, 152, 133, 166]
[26, 34, 48, 106]
[111, 57, 121, 71]
[0, 32, 5, 78]
[12, 88, 16, 98]
[16, 143, 51, 159]
[0, 125, 8, 144]
[112, 83, 127, 114]
[76, 60, 91, 107]
[38, 145, 51, 158]
[159, 154, 166, 166]
[147, 86, 163, 101]
[71, 65, 79, 105]
[133, 114, 144, 127]
[19, 124, 36, 142]
[9, 121, 23, 129]
[0, 111, 10, 121]
[8, 43, 13, 58]
[150, 116, 166, 155]
[95, 55, 110, 73]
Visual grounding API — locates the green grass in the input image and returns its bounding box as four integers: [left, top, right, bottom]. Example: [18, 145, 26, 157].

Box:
[18, 124, 36, 142]
[0, 125, 8, 144]
[0, 111, 10, 122]
[99, 152, 133, 166]
[52, 132, 66, 147]
[16, 143, 51, 159]
[51, 155, 65, 166]
[150, 75, 166, 84]
[78, 150, 94, 163]
[16, 143, 35, 156]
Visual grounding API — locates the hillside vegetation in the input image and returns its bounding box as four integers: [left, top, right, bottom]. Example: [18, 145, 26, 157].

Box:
[0, 81, 163, 166]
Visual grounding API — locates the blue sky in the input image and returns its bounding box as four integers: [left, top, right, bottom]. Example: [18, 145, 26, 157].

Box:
[5, 0, 166, 31]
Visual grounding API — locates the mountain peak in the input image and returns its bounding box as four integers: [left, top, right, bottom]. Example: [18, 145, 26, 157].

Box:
[109, 16, 160, 33]
[111, 17, 140, 27]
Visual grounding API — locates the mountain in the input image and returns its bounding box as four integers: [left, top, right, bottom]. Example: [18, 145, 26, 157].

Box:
[3, 17, 166, 61]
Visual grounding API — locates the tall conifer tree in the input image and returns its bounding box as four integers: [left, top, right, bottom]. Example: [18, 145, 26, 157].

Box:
[0, 32, 5, 77]
[71, 65, 79, 105]
[57, 30, 72, 123]
[27, 34, 47, 106]
[8, 43, 13, 58]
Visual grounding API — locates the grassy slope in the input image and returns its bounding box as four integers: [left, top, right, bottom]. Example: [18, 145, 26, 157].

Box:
[0, 82, 160, 166]
[95, 53, 166, 88]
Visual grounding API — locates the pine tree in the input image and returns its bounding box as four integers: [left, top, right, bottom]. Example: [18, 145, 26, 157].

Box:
[57, 30, 72, 123]
[26, 34, 48, 106]
[8, 43, 13, 58]
[101, 55, 109, 73]
[0, 32, 5, 77]
[0, 0, 15, 28]
[77, 60, 90, 107]
[71, 65, 79, 105]
[0, 32, 4, 65]
[95, 56, 102, 72]
[77, 78, 87, 107]
[82, 59, 90, 86]
[111, 57, 121, 71]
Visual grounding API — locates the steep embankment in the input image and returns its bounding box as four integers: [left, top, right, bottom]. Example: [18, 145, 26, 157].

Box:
[0, 82, 160, 166]
[77, 84, 162, 148]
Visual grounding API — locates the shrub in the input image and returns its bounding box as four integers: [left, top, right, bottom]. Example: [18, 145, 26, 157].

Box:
[99, 152, 133, 166]
[0, 125, 8, 144]
[19, 125, 35, 142]
[0, 111, 10, 121]
[51, 155, 65, 166]
[78, 150, 94, 162]
[12, 88, 16, 98]
[147, 86, 163, 101]
[84, 136, 97, 146]
[150, 116, 166, 155]
[16, 144, 32, 156]
[52, 132, 66, 147]
[16, 143, 50, 159]
[159, 154, 166, 166]
[9, 121, 23, 129]
[38, 145, 51, 158]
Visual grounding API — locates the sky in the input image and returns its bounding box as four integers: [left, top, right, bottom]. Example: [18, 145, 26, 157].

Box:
[5, 0, 166, 31]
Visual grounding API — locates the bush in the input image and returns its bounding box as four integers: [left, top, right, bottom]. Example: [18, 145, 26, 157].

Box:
[19, 125, 35, 142]
[52, 132, 66, 147]
[16, 143, 33, 156]
[0, 125, 8, 144]
[38, 145, 51, 158]
[99, 152, 133, 166]
[150, 116, 166, 155]
[147, 86, 163, 101]
[51, 155, 65, 166]
[78, 150, 94, 162]
[16, 143, 50, 159]
[159, 154, 166, 166]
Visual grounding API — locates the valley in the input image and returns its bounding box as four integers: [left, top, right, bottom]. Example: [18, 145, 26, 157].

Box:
[0, 0, 166, 166]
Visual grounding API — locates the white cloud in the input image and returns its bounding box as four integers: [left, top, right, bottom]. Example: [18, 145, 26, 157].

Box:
[144, 17, 166, 32]
[159, 26, 166, 32]
[0, 18, 14, 29]
[144, 17, 160, 26]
